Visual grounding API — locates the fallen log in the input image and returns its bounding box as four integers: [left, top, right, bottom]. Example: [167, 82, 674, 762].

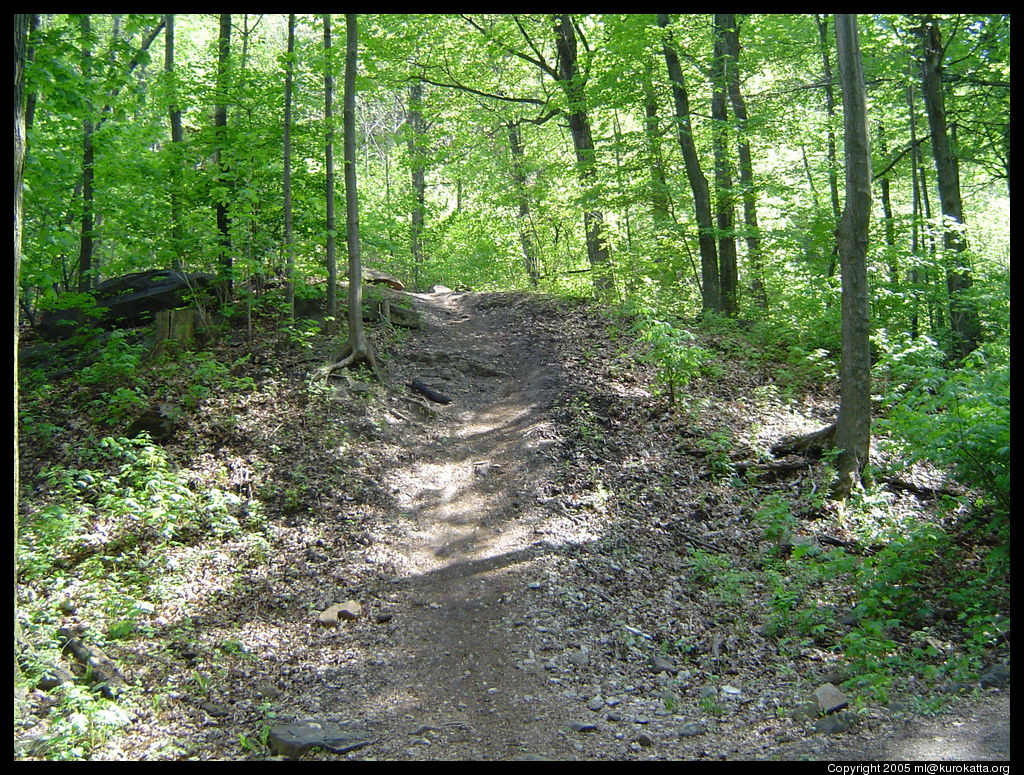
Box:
[57, 627, 128, 698]
[409, 378, 452, 405]
[879, 475, 965, 500]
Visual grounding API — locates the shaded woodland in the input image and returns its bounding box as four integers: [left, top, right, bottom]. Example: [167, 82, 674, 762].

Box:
[14, 14, 1009, 761]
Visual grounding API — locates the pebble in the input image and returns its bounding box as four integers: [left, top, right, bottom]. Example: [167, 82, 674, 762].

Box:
[814, 683, 849, 714]
[568, 649, 590, 666]
[587, 695, 605, 712]
[979, 664, 1010, 688]
[791, 701, 820, 721]
[813, 711, 856, 735]
[679, 721, 707, 737]
[649, 653, 680, 675]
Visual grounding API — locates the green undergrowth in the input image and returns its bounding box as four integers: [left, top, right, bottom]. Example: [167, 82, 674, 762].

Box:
[15, 308, 352, 760]
[578, 298, 1009, 707]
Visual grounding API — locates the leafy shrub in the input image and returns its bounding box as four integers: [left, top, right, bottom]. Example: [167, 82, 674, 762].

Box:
[877, 340, 1009, 517]
[20, 436, 245, 587]
[78, 331, 145, 390]
[631, 315, 717, 406]
[89, 386, 147, 427]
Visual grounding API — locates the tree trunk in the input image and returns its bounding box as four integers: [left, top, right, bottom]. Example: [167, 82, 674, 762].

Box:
[281, 14, 296, 319]
[832, 13, 873, 500]
[720, 15, 768, 309]
[152, 309, 196, 357]
[77, 15, 95, 292]
[507, 121, 540, 287]
[876, 123, 899, 287]
[659, 13, 720, 314]
[712, 14, 738, 317]
[816, 15, 842, 279]
[907, 68, 923, 340]
[919, 15, 982, 359]
[407, 79, 427, 291]
[15, 12, 30, 678]
[642, 59, 673, 237]
[24, 15, 39, 135]
[164, 15, 184, 272]
[335, 13, 375, 370]
[215, 14, 233, 300]
[323, 14, 338, 319]
[554, 14, 614, 297]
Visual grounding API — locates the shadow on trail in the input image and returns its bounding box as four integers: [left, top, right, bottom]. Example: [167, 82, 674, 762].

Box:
[389, 539, 589, 586]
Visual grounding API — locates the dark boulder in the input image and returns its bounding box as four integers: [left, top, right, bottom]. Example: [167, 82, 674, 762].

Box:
[38, 270, 219, 341]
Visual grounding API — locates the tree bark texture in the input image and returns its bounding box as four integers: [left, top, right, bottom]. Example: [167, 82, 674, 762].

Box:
[407, 80, 427, 291]
[659, 13, 720, 314]
[919, 16, 982, 359]
[832, 13, 872, 500]
[712, 14, 738, 317]
[282, 14, 296, 318]
[323, 14, 338, 319]
[553, 14, 614, 297]
[215, 14, 233, 299]
[339, 13, 375, 369]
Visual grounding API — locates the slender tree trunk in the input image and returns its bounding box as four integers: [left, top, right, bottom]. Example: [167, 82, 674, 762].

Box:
[215, 14, 233, 299]
[282, 14, 296, 319]
[832, 13, 872, 500]
[816, 15, 842, 279]
[337, 13, 375, 369]
[407, 79, 427, 291]
[323, 14, 338, 319]
[77, 15, 95, 292]
[712, 14, 738, 317]
[611, 110, 634, 256]
[15, 12, 30, 676]
[907, 69, 922, 339]
[24, 15, 39, 136]
[720, 15, 768, 309]
[919, 15, 982, 359]
[876, 123, 899, 288]
[659, 13, 720, 314]
[554, 14, 614, 297]
[642, 59, 673, 237]
[507, 121, 540, 287]
[165, 15, 184, 272]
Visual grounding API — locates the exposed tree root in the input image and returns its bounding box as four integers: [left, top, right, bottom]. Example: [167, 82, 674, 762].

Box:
[313, 342, 379, 382]
[733, 459, 815, 479]
[770, 422, 836, 459]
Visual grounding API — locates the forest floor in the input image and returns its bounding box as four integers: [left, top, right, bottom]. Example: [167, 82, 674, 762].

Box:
[16, 289, 1010, 761]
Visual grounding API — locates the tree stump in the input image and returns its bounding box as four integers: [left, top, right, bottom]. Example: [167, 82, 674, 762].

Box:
[152, 308, 196, 357]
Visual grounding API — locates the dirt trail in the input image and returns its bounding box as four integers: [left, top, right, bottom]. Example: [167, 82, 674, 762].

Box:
[325, 290, 575, 759]
[297, 290, 1009, 762]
